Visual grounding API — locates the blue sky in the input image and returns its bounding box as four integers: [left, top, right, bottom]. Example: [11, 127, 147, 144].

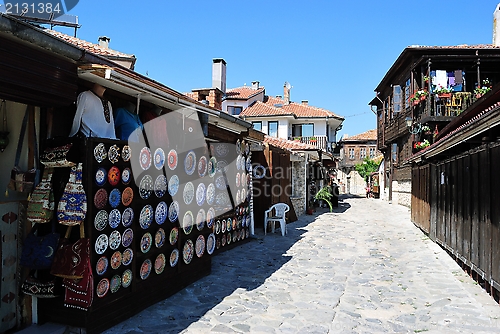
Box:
[43, 0, 500, 139]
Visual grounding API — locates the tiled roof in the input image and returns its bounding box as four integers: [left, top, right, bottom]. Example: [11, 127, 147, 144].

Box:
[225, 86, 265, 99]
[44, 29, 135, 59]
[264, 135, 317, 151]
[341, 129, 377, 142]
[240, 100, 294, 117]
[184, 92, 197, 100]
[407, 44, 500, 50]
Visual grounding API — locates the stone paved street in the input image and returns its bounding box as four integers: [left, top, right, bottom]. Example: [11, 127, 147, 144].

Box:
[103, 196, 500, 333]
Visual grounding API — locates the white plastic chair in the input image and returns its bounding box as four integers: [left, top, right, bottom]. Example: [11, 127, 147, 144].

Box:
[264, 203, 290, 236]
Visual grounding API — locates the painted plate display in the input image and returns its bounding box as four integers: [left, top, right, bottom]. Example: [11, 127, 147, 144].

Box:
[207, 207, 215, 229]
[247, 173, 251, 186]
[226, 218, 232, 232]
[96, 278, 110, 298]
[155, 253, 166, 274]
[233, 231, 238, 243]
[182, 211, 194, 235]
[122, 207, 134, 227]
[196, 183, 206, 206]
[139, 147, 152, 170]
[122, 269, 132, 288]
[155, 228, 166, 248]
[109, 188, 121, 209]
[140, 259, 152, 280]
[94, 188, 108, 209]
[168, 174, 179, 197]
[184, 150, 196, 175]
[94, 143, 107, 164]
[121, 187, 134, 207]
[232, 217, 237, 230]
[221, 219, 227, 233]
[96, 256, 108, 276]
[236, 155, 241, 171]
[215, 175, 226, 190]
[236, 139, 241, 155]
[216, 192, 230, 206]
[95, 234, 108, 254]
[155, 201, 168, 225]
[221, 234, 226, 247]
[122, 167, 131, 185]
[236, 173, 240, 188]
[94, 210, 108, 231]
[215, 143, 229, 158]
[108, 166, 120, 186]
[208, 157, 217, 178]
[240, 155, 246, 171]
[170, 249, 179, 267]
[122, 248, 133, 266]
[183, 182, 195, 205]
[216, 160, 228, 174]
[198, 156, 207, 178]
[236, 189, 240, 205]
[110, 275, 121, 293]
[122, 145, 131, 162]
[216, 237, 221, 250]
[169, 227, 179, 245]
[168, 201, 179, 223]
[246, 156, 252, 172]
[109, 209, 121, 229]
[139, 204, 154, 229]
[167, 149, 178, 170]
[206, 183, 215, 205]
[245, 141, 250, 155]
[196, 208, 205, 231]
[215, 220, 221, 234]
[154, 148, 165, 170]
[140, 232, 152, 253]
[110, 250, 122, 270]
[183, 239, 194, 264]
[108, 144, 120, 164]
[226, 232, 231, 245]
[95, 167, 107, 186]
[139, 174, 153, 200]
[241, 188, 246, 202]
[109, 230, 122, 250]
[154, 175, 167, 198]
[195, 234, 205, 258]
[206, 233, 215, 255]
[122, 228, 133, 248]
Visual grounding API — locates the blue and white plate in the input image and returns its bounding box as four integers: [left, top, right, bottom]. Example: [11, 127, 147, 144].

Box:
[198, 156, 207, 178]
[109, 230, 121, 250]
[236, 139, 241, 155]
[154, 148, 165, 170]
[155, 201, 168, 225]
[196, 208, 206, 231]
[196, 183, 206, 206]
[206, 233, 216, 255]
[182, 211, 194, 235]
[155, 228, 166, 248]
[94, 210, 108, 231]
[184, 150, 196, 175]
[206, 183, 215, 205]
[139, 147, 151, 170]
[122, 207, 134, 227]
[215, 143, 229, 158]
[206, 207, 215, 229]
[154, 175, 167, 198]
[208, 157, 217, 178]
[109, 209, 121, 229]
[109, 188, 121, 208]
[122, 167, 132, 185]
[168, 201, 180, 223]
[215, 175, 226, 190]
[139, 205, 154, 229]
[95, 167, 107, 186]
[122, 228, 133, 248]
[168, 175, 179, 197]
[246, 156, 252, 172]
[139, 174, 153, 200]
[183, 182, 194, 205]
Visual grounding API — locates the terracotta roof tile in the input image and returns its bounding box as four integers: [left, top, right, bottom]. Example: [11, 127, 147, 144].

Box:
[240, 100, 294, 117]
[408, 44, 500, 50]
[341, 129, 377, 142]
[264, 135, 317, 151]
[225, 86, 265, 99]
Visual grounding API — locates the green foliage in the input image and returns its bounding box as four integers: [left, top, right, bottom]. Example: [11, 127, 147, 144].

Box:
[314, 186, 333, 212]
[354, 157, 380, 182]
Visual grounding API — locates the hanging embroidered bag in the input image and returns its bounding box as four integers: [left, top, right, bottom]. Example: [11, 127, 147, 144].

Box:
[50, 224, 89, 279]
[63, 256, 93, 310]
[20, 222, 59, 270]
[57, 163, 87, 226]
[27, 167, 55, 224]
[21, 270, 58, 298]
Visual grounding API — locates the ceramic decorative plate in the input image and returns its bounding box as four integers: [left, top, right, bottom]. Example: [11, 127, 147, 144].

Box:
[168, 201, 179, 223]
[241, 172, 246, 187]
[221, 234, 226, 247]
[109, 209, 121, 229]
[139, 147, 152, 170]
[236, 173, 240, 188]
[208, 157, 217, 178]
[206, 183, 215, 205]
[233, 231, 238, 243]
[122, 228, 134, 248]
[170, 249, 179, 267]
[184, 150, 196, 175]
[154, 175, 167, 198]
[216, 192, 230, 206]
[122, 207, 134, 227]
[215, 175, 226, 190]
[94, 188, 108, 209]
[121, 187, 133, 207]
[221, 219, 226, 233]
[169, 227, 179, 245]
[236, 155, 241, 171]
[122, 167, 131, 185]
[122, 248, 133, 266]
[196, 183, 206, 206]
[226, 232, 231, 245]
[122, 145, 131, 162]
[109, 230, 122, 250]
[167, 149, 178, 170]
[241, 188, 246, 202]
[216, 237, 221, 250]
[94, 143, 107, 164]
[198, 156, 207, 178]
[253, 165, 266, 179]
[154, 148, 165, 170]
[155, 253, 166, 274]
[183, 182, 194, 205]
[247, 174, 251, 186]
[122, 269, 132, 288]
[110, 250, 122, 270]
[206, 233, 216, 255]
[207, 207, 215, 229]
[236, 139, 241, 155]
[139, 204, 154, 229]
[232, 216, 237, 230]
[96, 278, 110, 298]
[246, 157, 252, 172]
[183, 239, 194, 264]
[196, 208, 205, 231]
[95, 234, 108, 254]
[215, 143, 229, 158]
[155, 201, 168, 225]
[108, 166, 120, 186]
[168, 175, 179, 197]
[109, 188, 121, 209]
[182, 211, 194, 235]
[195, 234, 205, 258]
[245, 141, 250, 155]
[155, 228, 166, 248]
[139, 174, 153, 200]
[140, 232, 152, 253]
[94, 210, 108, 231]
[227, 218, 232, 232]
[110, 275, 121, 293]
[96, 256, 108, 276]
[140, 259, 152, 280]
[236, 189, 240, 204]
[215, 220, 221, 234]
[216, 160, 228, 174]
[95, 167, 107, 186]
[108, 144, 120, 164]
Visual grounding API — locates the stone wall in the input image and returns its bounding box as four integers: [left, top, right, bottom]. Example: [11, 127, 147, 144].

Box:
[391, 180, 411, 208]
[291, 160, 306, 217]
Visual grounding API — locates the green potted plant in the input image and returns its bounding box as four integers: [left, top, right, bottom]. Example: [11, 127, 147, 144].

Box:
[293, 136, 301, 141]
[434, 84, 452, 98]
[314, 186, 333, 212]
[309, 136, 317, 143]
[474, 78, 492, 98]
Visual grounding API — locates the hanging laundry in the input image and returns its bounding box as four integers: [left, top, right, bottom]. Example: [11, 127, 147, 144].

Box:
[454, 70, 463, 84]
[435, 70, 448, 91]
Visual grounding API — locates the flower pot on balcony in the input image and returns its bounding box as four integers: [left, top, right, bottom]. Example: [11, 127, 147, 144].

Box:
[438, 93, 451, 98]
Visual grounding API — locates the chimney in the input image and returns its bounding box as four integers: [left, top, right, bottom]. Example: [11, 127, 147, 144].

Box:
[276, 95, 282, 98]
[301, 100, 308, 105]
[212, 58, 227, 93]
[283, 82, 291, 105]
[251, 81, 260, 90]
[494, 4, 500, 46]
[98, 36, 110, 49]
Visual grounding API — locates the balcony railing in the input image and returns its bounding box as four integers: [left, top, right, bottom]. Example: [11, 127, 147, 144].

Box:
[288, 135, 328, 151]
[414, 92, 477, 123]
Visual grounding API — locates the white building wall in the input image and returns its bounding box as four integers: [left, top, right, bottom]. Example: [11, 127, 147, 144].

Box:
[391, 180, 411, 208]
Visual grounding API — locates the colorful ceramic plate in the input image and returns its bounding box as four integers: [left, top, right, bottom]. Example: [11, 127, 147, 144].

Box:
[216, 237, 221, 250]
[221, 234, 226, 247]
[221, 219, 227, 233]
[169, 227, 179, 245]
[236, 173, 241, 188]
[240, 155, 246, 171]
[168, 201, 179, 223]
[139, 147, 152, 170]
[196, 208, 205, 231]
[110, 275, 121, 293]
[109, 188, 121, 209]
[196, 183, 206, 206]
[236, 139, 241, 155]
[94, 188, 108, 209]
[95, 167, 107, 186]
[183, 182, 194, 205]
[241, 172, 246, 187]
[198, 156, 207, 178]
[208, 157, 217, 178]
[246, 156, 252, 172]
[154, 175, 167, 198]
[195, 234, 205, 258]
[94, 143, 107, 163]
[226, 218, 232, 232]
[206, 233, 215, 255]
[236, 189, 241, 204]
[167, 149, 178, 170]
[154, 148, 165, 170]
[108, 166, 120, 186]
[122, 207, 134, 227]
[236, 155, 241, 171]
[140, 259, 152, 280]
[94, 210, 108, 231]
[122, 269, 132, 288]
[245, 141, 250, 155]
[241, 188, 246, 202]
[226, 232, 231, 245]
[95, 234, 108, 254]
[215, 175, 226, 190]
[183, 239, 194, 264]
[184, 150, 196, 175]
[110, 250, 122, 270]
[168, 174, 179, 197]
[155, 253, 166, 274]
[122, 228, 133, 248]
[120, 187, 133, 207]
[139, 204, 154, 229]
[215, 143, 229, 158]
[232, 217, 237, 230]
[97, 278, 109, 298]
[170, 249, 179, 267]
[122, 145, 131, 162]
[155, 201, 168, 225]
[108, 144, 120, 164]
[140, 232, 152, 253]
[215, 220, 221, 234]
[207, 207, 215, 229]
[206, 183, 215, 205]
[109, 230, 122, 250]
[96, 256, 108, 276]
[109, 209, 121, 229]
[182, 211, 194, 235]
[155, 228, 165, 248]
[122, 167, 131, 185]
[139, 174, 153, 200]
[122, 248, 133, 266]
[247, 173, 251, 186]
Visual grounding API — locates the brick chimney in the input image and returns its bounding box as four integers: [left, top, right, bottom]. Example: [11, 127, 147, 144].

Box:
[301, 100, 308, 105]
[212, 58, 226, 93]
[283, 82, 291, 105]
[98, 36, 110, 49]
[251, 81, 260, 90]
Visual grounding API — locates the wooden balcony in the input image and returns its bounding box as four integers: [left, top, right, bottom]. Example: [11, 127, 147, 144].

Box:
[289, 135, 328, 151]
[415, 92, 476, 124]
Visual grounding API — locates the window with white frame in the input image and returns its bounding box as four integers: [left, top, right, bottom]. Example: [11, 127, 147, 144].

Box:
[348, 148, 355, 160]
[360, 147, 366, 159]
[369, 147, 376, 158]
[393, 85, 402, 115]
